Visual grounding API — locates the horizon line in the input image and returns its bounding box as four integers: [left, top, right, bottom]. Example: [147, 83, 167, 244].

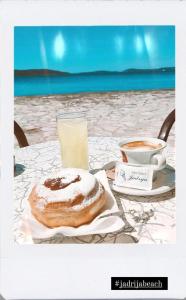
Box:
[14, 66, 175, 76]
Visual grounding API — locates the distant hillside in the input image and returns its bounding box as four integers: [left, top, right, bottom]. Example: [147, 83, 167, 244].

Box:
[14, 69, 70, 77]
[78, 67, 175, 76]
[14, 67, 175, 77]
[120, 67, 175, 74]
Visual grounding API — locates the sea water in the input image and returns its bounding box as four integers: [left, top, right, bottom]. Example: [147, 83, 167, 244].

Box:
[14, 72, 175, 97]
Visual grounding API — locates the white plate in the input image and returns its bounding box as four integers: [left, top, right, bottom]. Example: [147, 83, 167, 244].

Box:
[103, 161, 175, 196]
[19, 170, 125, 240]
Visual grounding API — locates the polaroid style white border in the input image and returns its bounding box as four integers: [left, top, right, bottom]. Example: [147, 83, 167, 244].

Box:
[0, 0, 186, 299]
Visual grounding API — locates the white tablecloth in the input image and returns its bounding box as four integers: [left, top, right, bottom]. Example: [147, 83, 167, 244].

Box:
[14, 137, 175, 244]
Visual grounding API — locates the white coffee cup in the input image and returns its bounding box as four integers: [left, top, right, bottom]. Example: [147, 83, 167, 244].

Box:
[119, 137, 167, 171]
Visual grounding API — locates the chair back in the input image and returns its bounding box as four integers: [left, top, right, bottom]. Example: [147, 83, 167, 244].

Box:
[14, 121, 29, 148]
[158, 109, 175, 142]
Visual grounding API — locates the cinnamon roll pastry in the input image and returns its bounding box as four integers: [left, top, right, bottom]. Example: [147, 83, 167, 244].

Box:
[28, 168, 106, 228]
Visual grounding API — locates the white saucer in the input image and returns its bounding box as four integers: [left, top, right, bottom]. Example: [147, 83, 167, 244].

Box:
[103, 161, 175, 196]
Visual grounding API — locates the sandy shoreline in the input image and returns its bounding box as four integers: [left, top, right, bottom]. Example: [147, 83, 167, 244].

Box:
[14, 89, 175, 147]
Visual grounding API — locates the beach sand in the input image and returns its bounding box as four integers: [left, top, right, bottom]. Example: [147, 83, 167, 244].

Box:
[14, 90, 175, 147]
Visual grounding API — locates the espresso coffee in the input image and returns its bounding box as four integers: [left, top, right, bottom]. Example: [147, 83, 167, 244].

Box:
[121, 141, 162, 151]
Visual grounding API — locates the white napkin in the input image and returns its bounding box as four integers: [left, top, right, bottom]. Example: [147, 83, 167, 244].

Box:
[20, 170, 124, 240]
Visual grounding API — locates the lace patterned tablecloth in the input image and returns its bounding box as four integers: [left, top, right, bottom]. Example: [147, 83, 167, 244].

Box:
[14, 137, 175, 244]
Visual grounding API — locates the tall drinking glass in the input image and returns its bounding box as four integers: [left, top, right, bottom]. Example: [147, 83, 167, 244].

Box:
[57, 112, 89, 169]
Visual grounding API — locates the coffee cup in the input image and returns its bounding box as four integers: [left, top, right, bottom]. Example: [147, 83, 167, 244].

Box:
[119, 137, 167, 172]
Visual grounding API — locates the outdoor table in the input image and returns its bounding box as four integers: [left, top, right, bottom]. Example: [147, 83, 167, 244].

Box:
[14, 137, 176, 244]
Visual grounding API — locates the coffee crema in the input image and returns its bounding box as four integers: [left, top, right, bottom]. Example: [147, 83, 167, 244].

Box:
[121, 141, 162, 151]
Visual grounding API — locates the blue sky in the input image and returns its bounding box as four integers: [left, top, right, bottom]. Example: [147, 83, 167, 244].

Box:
[14, 26, 175, 73]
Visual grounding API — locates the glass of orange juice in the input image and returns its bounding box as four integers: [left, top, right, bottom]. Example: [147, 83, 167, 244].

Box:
[57, 111, 89, 169]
